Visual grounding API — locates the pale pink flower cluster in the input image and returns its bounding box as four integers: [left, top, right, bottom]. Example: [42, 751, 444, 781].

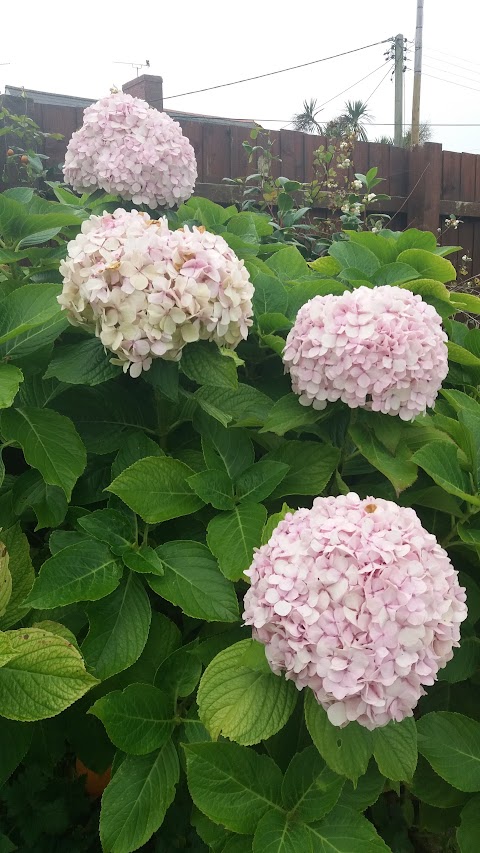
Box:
[243, 493, 467, 729]
[58, 209, 254, 376]
[63, 92, 197, 208]
[283, 285, 448, 420]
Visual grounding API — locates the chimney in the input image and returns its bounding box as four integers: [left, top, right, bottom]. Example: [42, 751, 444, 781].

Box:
[122, 75, 163, 112]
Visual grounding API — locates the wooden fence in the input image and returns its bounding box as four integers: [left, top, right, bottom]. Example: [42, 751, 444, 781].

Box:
[2, 75, 480, 277]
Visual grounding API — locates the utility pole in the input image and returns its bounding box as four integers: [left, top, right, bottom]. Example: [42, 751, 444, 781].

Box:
[411, 0, 424, 146]
[394, 34, 404, 147]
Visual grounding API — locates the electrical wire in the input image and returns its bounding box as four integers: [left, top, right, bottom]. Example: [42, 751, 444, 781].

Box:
[162, 37, 394, 100]
[423, 45, 480, 70]
[423, 53, 480, 80]
[422, 71, 480, 94]
[363, 64, 393, 103]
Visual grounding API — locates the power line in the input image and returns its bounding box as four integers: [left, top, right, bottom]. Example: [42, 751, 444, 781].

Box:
[364, 64, 393, 103]
[162, 37, 394, 101]
[422, 71, 480, 93]
[422, 60, 480, 86]
[422, 52, 480, 80]
[423, 45, 480, 70]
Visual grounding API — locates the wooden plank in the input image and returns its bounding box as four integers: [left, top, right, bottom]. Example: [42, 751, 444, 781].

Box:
[389, 145, 409, 199]
[352, 141, 369, 177]
[407, 142, 442, 231]
[439, 199, 480, 217]
[456, 219, 474, 277]
[442, 150, 462, 200]
[280, 129, 305, 181]
[202, 123, 231, 184]
[472, 219, 480, 281]
[303, 133, 324, 183]
[460, 153, 476, 201]
[177, 120, 204, 182]
[39, 104, 77, 164]
[230, 124, 250, 179]
[368, 142, 390, 196]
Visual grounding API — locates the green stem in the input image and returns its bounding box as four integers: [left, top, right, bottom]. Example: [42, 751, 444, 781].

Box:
[441, 505, 480, 549]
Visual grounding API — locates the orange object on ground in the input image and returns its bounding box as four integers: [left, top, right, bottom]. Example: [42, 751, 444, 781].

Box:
[75, 758, 111, 799]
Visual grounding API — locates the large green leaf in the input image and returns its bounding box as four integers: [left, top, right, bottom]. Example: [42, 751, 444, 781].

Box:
[90, 683, 175, 755]
[261, 393, 320, 437]
[12, 468, 68, 530]
[184, 741, 283, 834]
[266, 246, 309, 281]
[0, 628, 97, 721]
[396, 228, 438, 252]
[338, 761, 385, 811]
[235, 460, 290, 504]
[457, 794, 480, 853]
[396, 248, 456, 283]
[0, 542, 11, 619]
[149, 540, 239, 622]
[107, 456, 204, 523]
[350, 420, 417, 493]
[412, 442, 480, 506]
[266, 440, 340, 498]
[25, 539, 123, 609]
[409, 755, 468, 808]
[82, 572, 151, 680]
[0, 364, 23, 409]
[306, 806, 391, 852]
[44, 336, 121, 385]
[0, 284, 62, 344]
[197, 640, 296, 745]
[207, 503, 267, 580]
[187, 469, 235, 510]
[78, 508, 137, 556]
[0, 718, 33, 786]
[195, 384, 272, 428]
[329, 241, 381, 278]
[0, 524, 34, 630]
[199, 417, 254, 480]
[372, 717, 418, 781]
[99, 740, 179, 853]
[305, 691, 372, 783]
[181, 341, 238, 389]
[281, 745, 344, 822]
[252, 811, 313, 853]
[111, 429, 163, 480]
[1, 406, 86, 500]
[417, 712, 480, 791]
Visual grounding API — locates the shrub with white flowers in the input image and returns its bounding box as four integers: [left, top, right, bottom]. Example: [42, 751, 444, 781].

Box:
[283, 285, 448, 420]
[243, 493, 467, 730]
[58, 208, 254, 376]
[63, 92, 197, 208]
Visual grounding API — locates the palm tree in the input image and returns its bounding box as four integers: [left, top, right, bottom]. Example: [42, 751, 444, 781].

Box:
[374, 122, 432, 148]
[337, 100, 373, 142]
[292, 99, 323, 134]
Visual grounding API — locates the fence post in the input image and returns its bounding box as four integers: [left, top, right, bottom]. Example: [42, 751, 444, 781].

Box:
[122, 75, 163, 111]
[407, 141, 442, 231]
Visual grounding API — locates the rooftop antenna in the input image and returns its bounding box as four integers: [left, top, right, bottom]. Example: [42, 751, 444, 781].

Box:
[114, 60, 150, 78]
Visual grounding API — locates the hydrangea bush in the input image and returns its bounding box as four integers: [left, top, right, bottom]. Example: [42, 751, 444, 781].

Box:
[1, 141, 480, 853]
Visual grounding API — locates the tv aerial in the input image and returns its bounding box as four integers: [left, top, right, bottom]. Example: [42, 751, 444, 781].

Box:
[114, 60, 150, 78]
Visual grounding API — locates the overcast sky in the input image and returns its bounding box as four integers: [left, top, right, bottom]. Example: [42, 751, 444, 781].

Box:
[2, 0, 480, 154]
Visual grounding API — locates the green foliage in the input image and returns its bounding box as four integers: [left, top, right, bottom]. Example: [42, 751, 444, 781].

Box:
[0, 184, 478, 853]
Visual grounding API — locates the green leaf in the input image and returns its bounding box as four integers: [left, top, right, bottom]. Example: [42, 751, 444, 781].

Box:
[184, 741, 283, 834]
[82, 572, 151, 680]
[372, 717, 417, 781]
[100, 740, 179, 853]
[329, 241, 381, 278]
[0, 627, 98, 721]
[149, 540, 239, 622]
[251, 273, 288, 317]
[396, 228, 438, 252]
[451, 292, 480, 314]
[262, 504, 294, 545]
[339, 760, 385, 811]
[111, 429, 164, 480]
[25, 539, 123, 609]
[195, 384, 272, 428]
[346, 231, 398, 263]
[207, 503, 267, 580]
[0, 284, 62, 344]
[0, 542, 11, 619]
[197, 639, 296, 745]
[457, 794, 480, 853]
[306, 806, 391, 852]
[305, 691, 372, 783]
[410, 754, 468, 808]
[181, 341, 238, 389]
[0, 314, 68, 362]
[0, 364, 23, 409]
[253, 811, 313, 853]
[0, 832, 15, 853]
[78, 508, 136, 556]
[258, 312, 291, 334]
[154, 641, 202, 699]
[122, 545, 164, 577]
[142, 358, 179, 402]
[266, 440, 340, 498]
[281, 745, 344, 822]
[0, 718, 32, 786]
[107, 456, 204, 524]
[199, 417, 254, 480]
[44, 336, 121, 385]
[261, 393, 320, 437]
[0, 524, 34, 630]
[371, 262, 420, 286]
[412, 442, 480, 506]
[236, 460, 290, 504]
[286, 279, 346, 319]
[439, 636, 480, 683]
[417, 712, 480, 792]
[448, 341, 480, 367]
[396, 248, 456, 283]
[309, 256, 342, 276]
[266, 246, 309, 281]
[1, 406, 86, 500]
[349, 420, 417, 493]
[12, 468, 68, 530]
[90, 683, 175, 755]
[188, 468, 235, 510]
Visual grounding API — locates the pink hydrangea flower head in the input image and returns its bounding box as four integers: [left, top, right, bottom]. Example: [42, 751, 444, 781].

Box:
[283, 285, 448, 420]
[243, 493, 467, 729]
[58, 208, 254, 376]
[63, 92, 197, 208]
